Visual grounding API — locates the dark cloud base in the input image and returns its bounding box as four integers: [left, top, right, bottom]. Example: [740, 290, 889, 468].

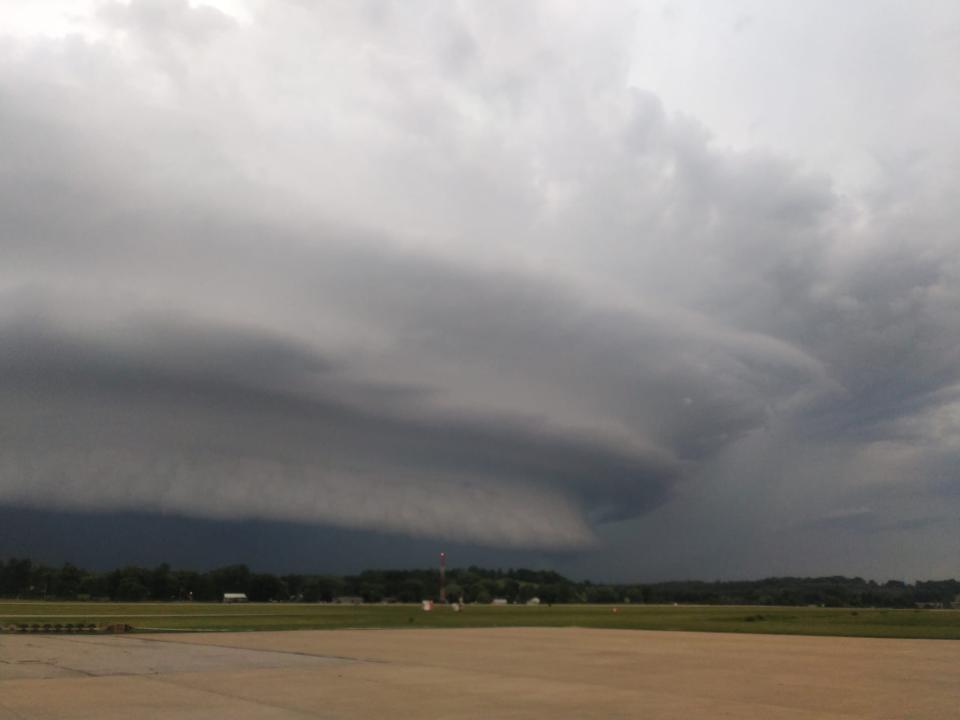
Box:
[0, 505, 573, 576]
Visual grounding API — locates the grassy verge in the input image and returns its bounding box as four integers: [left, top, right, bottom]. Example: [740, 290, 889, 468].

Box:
[1, 602, 958, 639]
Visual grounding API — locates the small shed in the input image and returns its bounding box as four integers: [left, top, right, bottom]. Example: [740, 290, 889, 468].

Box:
[222, 593, 248, 603]
[491, 597, 508, 606]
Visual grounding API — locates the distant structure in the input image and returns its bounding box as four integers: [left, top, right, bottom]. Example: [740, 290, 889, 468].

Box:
[439, 551, 446, 604]
[222, 592, 248, 603]
[526, 597, 541, 606]
[491, 598, 508, 606]
[333, 596, 363, 605]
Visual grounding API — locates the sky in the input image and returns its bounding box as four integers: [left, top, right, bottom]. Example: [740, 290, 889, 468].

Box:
[1, 0, 959, 581]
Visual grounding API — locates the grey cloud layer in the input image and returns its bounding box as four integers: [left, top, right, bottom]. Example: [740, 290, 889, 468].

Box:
[1, 1, 959, 569]
[0, 313, 679, 545]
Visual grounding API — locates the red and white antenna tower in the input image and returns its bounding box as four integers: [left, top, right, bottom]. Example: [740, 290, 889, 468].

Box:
[439, 551, 446, 604]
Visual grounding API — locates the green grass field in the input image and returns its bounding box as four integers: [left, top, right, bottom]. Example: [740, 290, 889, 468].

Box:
[1, 601, 958, 639]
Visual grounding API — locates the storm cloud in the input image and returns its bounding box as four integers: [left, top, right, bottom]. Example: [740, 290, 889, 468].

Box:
[1, 1, 959, 577]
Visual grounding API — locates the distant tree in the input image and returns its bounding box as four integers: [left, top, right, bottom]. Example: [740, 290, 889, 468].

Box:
[79, 571, 108, 599]
[150, 563, 178, 600]
[2, 559, 33, 597]
[538, 584, 564, 604]
[248, 573, 288, 602]
[193, 574, 218, 602]
[56, 563, 83, 598]
[302, 576, 343, 602]
[517, 584, 539, 603]
[172, 570, 200, 600]
[2, 557, 958, 610]
[116, 576, 149, 601]
[208, 564, 251, 596]
[444, 582, 464, 603]
[472, 586, 493, 604]
[283, 574, 306, 600]
[359, 582, 385, 603]
[587, 585, 618, 603]
[399, 578, 425, 603]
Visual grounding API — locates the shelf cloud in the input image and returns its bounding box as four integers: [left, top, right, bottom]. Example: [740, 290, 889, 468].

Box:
[2, 1, 959, 576]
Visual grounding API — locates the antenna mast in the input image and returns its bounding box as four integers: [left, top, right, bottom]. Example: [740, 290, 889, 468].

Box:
[439, 551, 446, 604]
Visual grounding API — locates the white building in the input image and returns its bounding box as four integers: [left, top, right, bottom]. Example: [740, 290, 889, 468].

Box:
[222, 593, 248, 603]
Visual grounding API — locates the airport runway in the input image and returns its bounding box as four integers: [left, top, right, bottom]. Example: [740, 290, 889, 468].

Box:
[1, 627, 957, 718]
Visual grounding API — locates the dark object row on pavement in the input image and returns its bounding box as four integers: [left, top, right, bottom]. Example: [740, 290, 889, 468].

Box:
[1, 622, 133, 634]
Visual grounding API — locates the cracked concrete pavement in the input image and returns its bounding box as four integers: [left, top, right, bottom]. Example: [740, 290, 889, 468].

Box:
[1, 628, 958, 718]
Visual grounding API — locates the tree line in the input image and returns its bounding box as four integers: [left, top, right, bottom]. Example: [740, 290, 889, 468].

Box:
[1, 557, 958, 607]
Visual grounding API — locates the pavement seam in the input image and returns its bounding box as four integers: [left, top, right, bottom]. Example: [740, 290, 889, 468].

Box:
[16, 658, 97, 679]
[135, 636, 892, 719]
[125, 634, 387, 665]
[136, 671, 334, 719]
